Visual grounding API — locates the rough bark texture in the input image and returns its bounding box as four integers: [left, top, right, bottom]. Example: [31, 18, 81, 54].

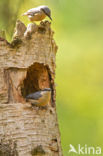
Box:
[0, 20, 62, 156]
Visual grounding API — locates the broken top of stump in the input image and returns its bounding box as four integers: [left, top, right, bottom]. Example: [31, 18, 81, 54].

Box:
[13, 20, 53, 40]
[0, 20, 58, 70]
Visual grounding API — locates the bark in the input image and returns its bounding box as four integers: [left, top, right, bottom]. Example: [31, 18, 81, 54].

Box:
[0, 20, 62, 156]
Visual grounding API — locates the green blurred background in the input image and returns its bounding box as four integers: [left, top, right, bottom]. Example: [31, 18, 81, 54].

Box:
[1, 0, 103, 155]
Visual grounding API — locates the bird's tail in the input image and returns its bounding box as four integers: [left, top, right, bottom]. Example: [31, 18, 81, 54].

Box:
[21, 12, 27, 16]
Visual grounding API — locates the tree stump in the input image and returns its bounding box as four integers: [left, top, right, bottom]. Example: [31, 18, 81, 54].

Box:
[0, 20, 62, 156]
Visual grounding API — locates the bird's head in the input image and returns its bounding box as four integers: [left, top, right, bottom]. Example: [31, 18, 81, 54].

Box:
[40, 6, 52, 20]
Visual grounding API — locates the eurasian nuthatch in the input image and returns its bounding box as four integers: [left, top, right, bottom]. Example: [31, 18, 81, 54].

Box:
[22, 5, 52, 22]
[26, 88, 51, 106]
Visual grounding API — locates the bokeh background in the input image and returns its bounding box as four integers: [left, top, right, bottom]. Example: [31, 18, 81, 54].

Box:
[0, 0, 103, 155]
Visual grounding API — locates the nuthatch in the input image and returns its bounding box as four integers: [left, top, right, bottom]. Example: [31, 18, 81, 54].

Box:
[22, 5, 52, 22]
[26, 88, 51, 106]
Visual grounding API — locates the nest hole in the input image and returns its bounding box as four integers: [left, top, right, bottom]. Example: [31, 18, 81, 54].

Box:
[21, 63, 52, 98]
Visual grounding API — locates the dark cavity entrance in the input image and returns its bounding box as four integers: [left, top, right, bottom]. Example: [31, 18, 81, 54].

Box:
[21, 63, 52, 98]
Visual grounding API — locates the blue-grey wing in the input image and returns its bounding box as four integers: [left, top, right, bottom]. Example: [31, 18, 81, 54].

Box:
[26, 8, 40, 16]
[26, 91, 42, 100]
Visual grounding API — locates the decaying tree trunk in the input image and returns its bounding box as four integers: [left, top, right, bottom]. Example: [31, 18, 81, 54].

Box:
[0, 20, 62, 156]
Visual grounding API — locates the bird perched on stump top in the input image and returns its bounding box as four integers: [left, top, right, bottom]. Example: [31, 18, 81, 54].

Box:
[22, 5, 52, 22]
[26, 88, 51, 107]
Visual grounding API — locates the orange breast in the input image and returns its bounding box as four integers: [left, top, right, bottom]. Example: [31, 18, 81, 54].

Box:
[29, 12, 46, 21]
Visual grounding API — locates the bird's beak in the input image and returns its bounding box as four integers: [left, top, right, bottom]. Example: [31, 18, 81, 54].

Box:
[48, 16, 52, 21]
